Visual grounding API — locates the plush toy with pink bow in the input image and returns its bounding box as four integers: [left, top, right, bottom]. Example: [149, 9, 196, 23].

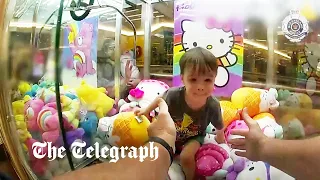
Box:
[118, 79, 169, 117]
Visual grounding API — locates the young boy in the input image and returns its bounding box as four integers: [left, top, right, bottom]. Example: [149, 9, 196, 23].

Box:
[135, 47, 224, 180]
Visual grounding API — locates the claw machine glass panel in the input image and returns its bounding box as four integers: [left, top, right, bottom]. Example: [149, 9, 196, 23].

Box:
[1, 0, 144, 179]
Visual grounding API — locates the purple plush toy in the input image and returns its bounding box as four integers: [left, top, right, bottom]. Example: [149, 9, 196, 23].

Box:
[54, 128, 85, 147]
[226, 158, 247, 180]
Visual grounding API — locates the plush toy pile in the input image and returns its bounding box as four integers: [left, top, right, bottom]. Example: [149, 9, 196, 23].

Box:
[168, 87, 296, 180]
[12, 79, 117, 179]
[12, 78, 170, 178]
[277, 89, 313, 109]
[95, 79, 170, 157]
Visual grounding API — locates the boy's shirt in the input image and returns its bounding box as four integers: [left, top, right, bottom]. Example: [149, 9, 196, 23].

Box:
[162, 86, 223, 145]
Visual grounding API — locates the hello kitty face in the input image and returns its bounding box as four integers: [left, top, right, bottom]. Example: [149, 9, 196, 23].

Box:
[305, 43, 320, 70]
[97, 116, 120, 146]
[256, 88, 279, 112]
[128, 80, 169, 111]
[181, 20, 235, 59]
[236, 161, 268, 180]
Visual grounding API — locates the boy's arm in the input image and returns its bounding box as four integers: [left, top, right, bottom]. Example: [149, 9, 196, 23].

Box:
[209, 98, 225, 143]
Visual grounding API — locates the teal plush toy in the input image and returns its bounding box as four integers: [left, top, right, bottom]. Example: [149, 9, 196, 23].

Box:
[277, 89, 291, 101]
[206, 122, 217, 134]
[80, 111, 98, 137]
[25, 84, 40, 97]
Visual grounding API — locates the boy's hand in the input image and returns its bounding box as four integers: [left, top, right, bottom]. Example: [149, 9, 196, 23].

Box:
[215, 129, 225, 144]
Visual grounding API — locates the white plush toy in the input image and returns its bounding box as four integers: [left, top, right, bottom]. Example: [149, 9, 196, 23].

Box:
[234, 161, 295, 180]
[118, 79, 169, 115]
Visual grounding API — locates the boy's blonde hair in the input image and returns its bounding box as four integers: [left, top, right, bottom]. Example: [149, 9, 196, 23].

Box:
[179, 47, 218, 76]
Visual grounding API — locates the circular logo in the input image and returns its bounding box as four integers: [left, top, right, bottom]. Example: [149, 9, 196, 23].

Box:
[282, 10, 309, 43]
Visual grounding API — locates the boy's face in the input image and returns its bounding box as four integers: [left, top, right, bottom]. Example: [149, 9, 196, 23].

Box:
[181, 67, 216, 102]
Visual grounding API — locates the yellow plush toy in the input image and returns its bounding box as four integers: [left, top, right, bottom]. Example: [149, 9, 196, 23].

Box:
[98, 112, 150, 147]
[220, 101, 240, 127]
[231, 87, 279, 117]
[76, 81, 115, 119]
[18, 81, 31, 96]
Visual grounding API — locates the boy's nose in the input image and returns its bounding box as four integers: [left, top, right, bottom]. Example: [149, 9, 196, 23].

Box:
[197, 87, 204, 91]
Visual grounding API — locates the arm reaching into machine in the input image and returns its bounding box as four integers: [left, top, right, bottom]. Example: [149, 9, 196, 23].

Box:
[54, 98, 176, 180]
[229, 108, 320, 180]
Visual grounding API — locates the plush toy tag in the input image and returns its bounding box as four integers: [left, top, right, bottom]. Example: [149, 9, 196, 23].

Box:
[135, 116, 143, 123]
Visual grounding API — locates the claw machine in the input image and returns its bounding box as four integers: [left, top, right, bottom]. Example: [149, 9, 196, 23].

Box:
[0, 0, 146, 179]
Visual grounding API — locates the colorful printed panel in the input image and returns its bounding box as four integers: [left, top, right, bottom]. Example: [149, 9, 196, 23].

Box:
[173, 0, 244, 97]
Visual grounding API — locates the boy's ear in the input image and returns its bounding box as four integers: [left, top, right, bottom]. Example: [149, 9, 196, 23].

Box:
[180, 74, 184, 83]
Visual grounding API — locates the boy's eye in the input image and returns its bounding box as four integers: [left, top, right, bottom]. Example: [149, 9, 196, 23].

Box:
[190, 78, 197, 82]
[205, 79, 212, 82]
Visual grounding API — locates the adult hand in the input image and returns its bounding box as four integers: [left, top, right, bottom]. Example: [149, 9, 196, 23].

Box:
[135, 98, 176, 148]
[228, 108, 268, 161]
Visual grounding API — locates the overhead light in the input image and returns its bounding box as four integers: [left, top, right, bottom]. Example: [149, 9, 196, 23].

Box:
[9, 22, 53, 29]
[244, 39, 290, 59]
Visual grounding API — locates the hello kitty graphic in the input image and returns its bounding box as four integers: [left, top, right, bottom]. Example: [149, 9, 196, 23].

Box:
[181, 20, 240, 87]
[301, 42, 320, 95]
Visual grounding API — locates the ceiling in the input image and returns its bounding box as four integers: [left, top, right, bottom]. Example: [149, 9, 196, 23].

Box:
[10, 0, 173, 30]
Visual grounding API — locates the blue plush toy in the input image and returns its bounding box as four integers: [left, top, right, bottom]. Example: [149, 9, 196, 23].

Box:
[25, 84, 40, 97]
[80, 111, 98, 138]
[65, 93, 78, 100]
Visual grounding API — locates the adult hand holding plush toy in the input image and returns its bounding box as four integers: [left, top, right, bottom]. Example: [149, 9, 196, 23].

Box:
[228, 108, 267, 161]
[135, 97, 176, 148]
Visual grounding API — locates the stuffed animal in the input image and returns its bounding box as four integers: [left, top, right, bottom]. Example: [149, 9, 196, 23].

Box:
[279, 92, 313, 109]
[25, 84, 40, 97]
[46, 157, 71, 178]
[230, 161, 295, 180]
[18, 81, 31, 97]
[220, 101, 240, 127]
[226, 158, 247, 180]
[283, 118, 305, 140]
[206, 123, 217, 134]
[231, 87, 279, 117]
[253, 113, 283, 139]
[24, 98, 45, 131]
[76, 81, 115, 119]
[195, 143, 229, 177]
[80, 111, 98, 137]
[98, 112, 150, 147]
[37, 105, 61, 144]
[225, 120, 249, 143]
[25, 138, 48, 176]
[118, 79, 169, 116]
[195, 134, 234, 179]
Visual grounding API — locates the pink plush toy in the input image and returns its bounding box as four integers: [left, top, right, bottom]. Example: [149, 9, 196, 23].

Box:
[195, 143, 229, 176]
[24, 98, 45, 131]
[68, 22, 96, 77]
[25, 138, 48, 175]
[224, 120, 249, 143]
[37, 106, 60, 144]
